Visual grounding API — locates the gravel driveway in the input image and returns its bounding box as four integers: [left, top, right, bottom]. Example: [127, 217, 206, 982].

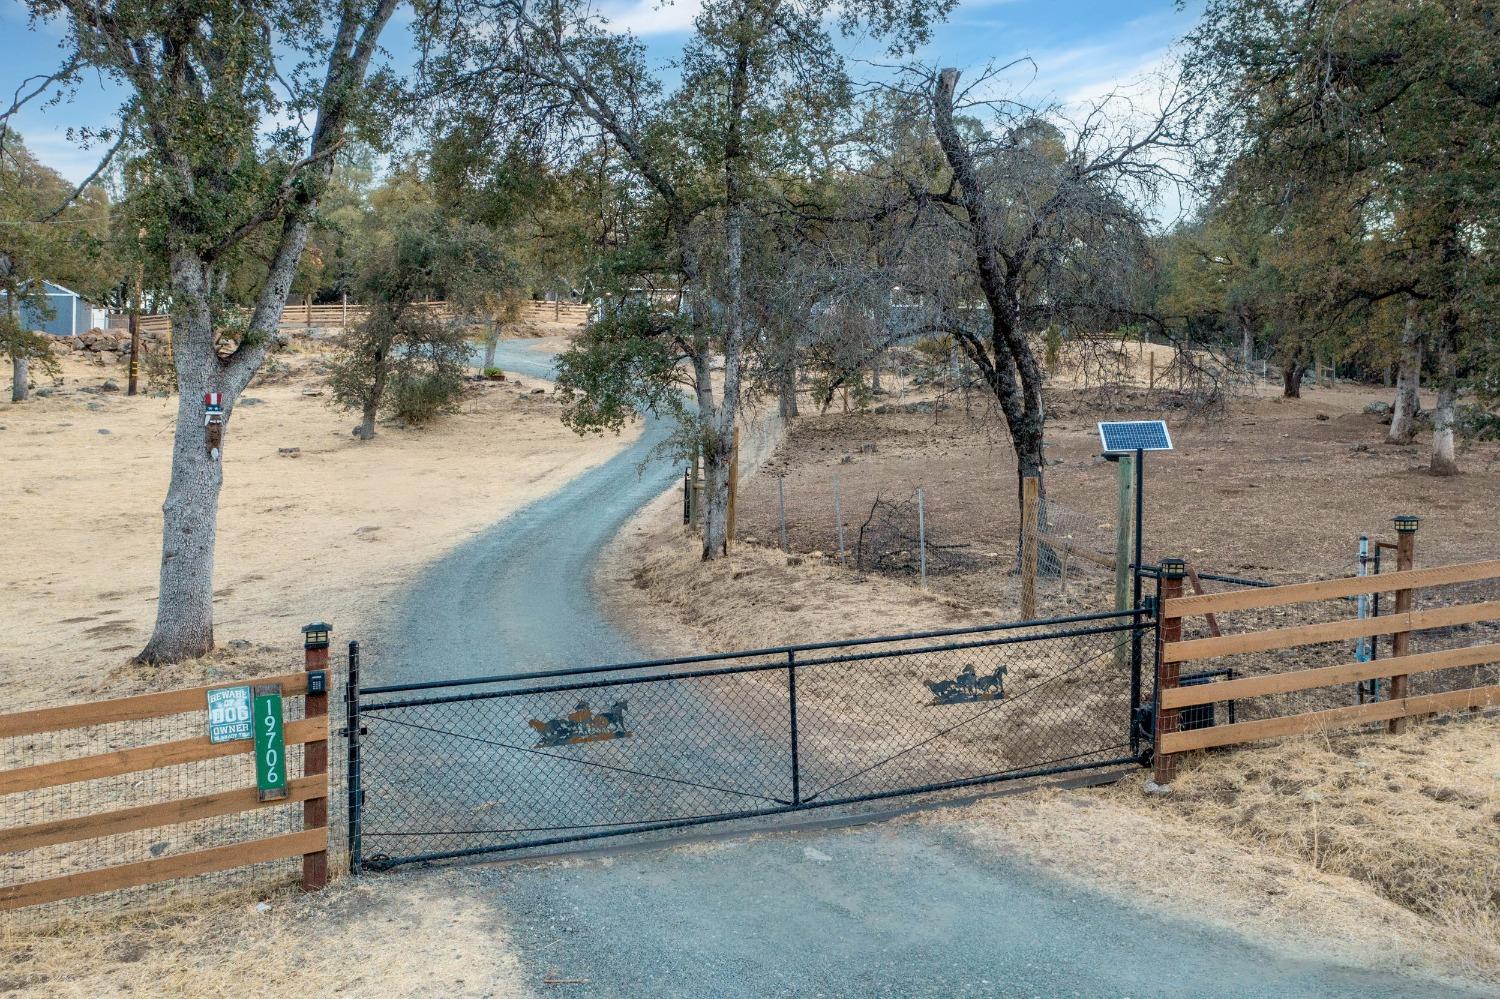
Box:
[367, 340, 1482, 998]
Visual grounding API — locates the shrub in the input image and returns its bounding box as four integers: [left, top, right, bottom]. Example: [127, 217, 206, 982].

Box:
[388, 365, 469, 425]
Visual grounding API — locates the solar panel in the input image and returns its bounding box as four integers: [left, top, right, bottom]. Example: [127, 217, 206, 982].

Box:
[1098, 420, 1173, 454]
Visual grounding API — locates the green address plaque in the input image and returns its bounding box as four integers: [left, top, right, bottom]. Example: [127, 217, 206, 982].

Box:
[252, 683, 289, 802]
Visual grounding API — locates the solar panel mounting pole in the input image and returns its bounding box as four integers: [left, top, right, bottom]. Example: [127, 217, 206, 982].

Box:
[1132, 448, 1144, 617]
[1112, 453, 1134, 670]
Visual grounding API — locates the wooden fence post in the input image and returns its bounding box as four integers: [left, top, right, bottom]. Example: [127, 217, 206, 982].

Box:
[304, 294, 312, 329]
[300, 622, 330, 891]
[1020, 476, 1040, 618]
[1154, 557, 1186, 786]
[341, 292, 348, 329]
[1389, 515, 1420, 733]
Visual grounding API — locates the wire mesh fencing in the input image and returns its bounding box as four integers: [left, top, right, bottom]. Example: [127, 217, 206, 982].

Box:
[1153, 557, 1500, 728]
[0, 652, 347, 919]
[353, 610, 1147, 868]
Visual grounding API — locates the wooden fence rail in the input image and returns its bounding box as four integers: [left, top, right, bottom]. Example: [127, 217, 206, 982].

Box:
[108, 298, 592, 337]
[1153, 533, 1500, 785]
[0, 627, 334, 910]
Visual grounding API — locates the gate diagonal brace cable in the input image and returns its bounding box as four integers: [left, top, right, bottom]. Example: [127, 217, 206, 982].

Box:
[363, 714, 791, 808]
[805, 636, 1122, 801]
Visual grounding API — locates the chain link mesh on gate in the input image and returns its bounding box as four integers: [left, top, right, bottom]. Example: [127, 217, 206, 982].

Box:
[354, 611, 1146, 867]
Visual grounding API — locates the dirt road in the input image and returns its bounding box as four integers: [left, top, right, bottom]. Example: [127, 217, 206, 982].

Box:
[366, 341, 1482, 998]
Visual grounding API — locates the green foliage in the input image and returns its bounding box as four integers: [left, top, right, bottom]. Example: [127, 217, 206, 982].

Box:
[324, 193, 496, 434]
[553, 304, 687, 434]
[325, 308, 473, 429]
[386, 344, 472, 425]
[1184, 0, 1500, 392]
[0, 132, 118, 370]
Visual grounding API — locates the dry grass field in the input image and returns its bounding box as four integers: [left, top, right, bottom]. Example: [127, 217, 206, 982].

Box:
[0, 335, 627, 709]
[602, 365, 1500, 988]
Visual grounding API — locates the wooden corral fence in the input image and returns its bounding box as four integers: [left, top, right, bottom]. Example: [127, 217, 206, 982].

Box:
[109, 298, 591, 337]
[1152, 537, 1500, 784]
[0, 627, 334, 910]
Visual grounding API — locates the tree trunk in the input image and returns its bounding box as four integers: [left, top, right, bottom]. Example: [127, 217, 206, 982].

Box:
[354, 347, 389, 440]
[1430, 333, 1459, 476]
[137, 256, 227, 663]
[7, 286, 24, 402]
[1240, 323, 1253, 371]
[1431, 384, 1457, 476]
[483, 322, 499, 370]
[355, 399, 378, 440]
[1282, 365, 1303, 398]
[698, 21, 752, 562]
[1388, 315, 1421, 443]
[932, 68, 1049, 539]
[700, 426, 732, 558]
[778, 359, 799, 419]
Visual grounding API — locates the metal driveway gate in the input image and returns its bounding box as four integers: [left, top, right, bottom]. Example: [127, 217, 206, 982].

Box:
[347, 609, 1152, 870]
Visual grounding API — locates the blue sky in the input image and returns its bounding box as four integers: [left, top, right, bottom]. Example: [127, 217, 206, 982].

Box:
[2, 0, 1201, 184]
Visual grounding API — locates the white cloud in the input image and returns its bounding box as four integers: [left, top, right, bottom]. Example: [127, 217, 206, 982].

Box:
[595, 0, 702, 35]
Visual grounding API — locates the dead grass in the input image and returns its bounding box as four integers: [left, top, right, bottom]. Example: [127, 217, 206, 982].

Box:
[929, 778, 1497, 987]
[1124, 715, 1500, 966]
[0, 874, 529, 998]
[603, 485, 1500, 989]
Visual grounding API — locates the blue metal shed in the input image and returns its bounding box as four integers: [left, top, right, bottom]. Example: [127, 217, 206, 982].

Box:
[0, 281, 95, 336]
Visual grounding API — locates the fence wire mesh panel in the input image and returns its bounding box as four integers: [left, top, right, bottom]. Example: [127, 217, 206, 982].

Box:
[0, 660, 346, 917]
[354, 611, 1147, 868]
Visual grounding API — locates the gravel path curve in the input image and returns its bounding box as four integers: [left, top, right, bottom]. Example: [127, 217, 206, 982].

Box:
[370, 340, 1482, 999]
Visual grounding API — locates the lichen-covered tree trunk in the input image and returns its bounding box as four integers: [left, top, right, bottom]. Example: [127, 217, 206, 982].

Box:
[139, 235, 309, 662]
[1430, 331, 1459, 476]
[356, 395, 380, 439]
[483, 322, 500, 370]
[1388, 315, 1422, 443]
[7, 290, 25, 402]
[778, 356, 799, 419]
[138, 254, 230, 662]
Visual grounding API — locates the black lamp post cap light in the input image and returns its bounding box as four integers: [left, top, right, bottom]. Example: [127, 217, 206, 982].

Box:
[302, 622, 332, 649]
[1393, 514, 1421, 533]
[1161, 557, 1187, 579]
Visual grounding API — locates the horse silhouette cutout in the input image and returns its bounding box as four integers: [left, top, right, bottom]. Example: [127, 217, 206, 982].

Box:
[925, 665, 1007, 705]
[529, 699, 633, 747]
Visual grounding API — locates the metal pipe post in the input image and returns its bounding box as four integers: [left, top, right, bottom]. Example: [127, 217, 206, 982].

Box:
[1132, 449, 1145, 615]
[916, 487, 928, 589]
[787, 650, 801, 805]
[778, 475, 789, 552]
[833, 478, 846, 566]
[1113, 454, 1134, 671]
[345, 640, 363, 876]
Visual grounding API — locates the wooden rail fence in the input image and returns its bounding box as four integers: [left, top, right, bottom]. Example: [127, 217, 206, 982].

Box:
[1152, 536, 1500, 784]
[108, 298, 592, 337]
[0, 626, 334, 910]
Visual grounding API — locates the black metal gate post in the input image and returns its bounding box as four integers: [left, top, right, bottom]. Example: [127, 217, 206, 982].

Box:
[787, 650, 801, 805]
[345, 640, 364, 876]
[1128, 447, 1148, 756]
